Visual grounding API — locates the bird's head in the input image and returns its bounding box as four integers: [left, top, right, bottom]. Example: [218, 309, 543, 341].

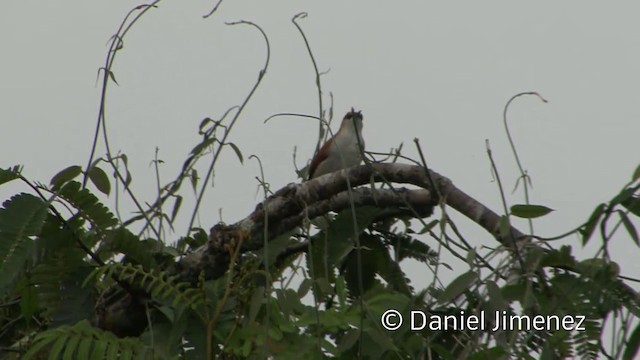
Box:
[341, 107, 363, 133]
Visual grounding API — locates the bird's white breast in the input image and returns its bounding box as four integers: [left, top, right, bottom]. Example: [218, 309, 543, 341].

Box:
[314, 128, 363, 177]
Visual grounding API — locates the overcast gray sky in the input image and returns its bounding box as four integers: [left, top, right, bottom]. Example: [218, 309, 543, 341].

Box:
[2, 1, 640, 290]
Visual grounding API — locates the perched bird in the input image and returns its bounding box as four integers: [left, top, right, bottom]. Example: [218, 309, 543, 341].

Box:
[308, 108, 365, 180]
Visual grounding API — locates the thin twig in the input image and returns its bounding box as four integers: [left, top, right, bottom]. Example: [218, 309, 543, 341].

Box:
[485, 140, 525, 270]
[503, 91, 548, 234]
[292, 12, 325, 155]
[202, 0, 224, 19]
[187, 20, 271, 234]
[84, 2, 162, 239]
[250, 154, 272, 359]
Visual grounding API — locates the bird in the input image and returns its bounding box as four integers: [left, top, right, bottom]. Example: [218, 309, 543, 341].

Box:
[308, 108, 365, 180]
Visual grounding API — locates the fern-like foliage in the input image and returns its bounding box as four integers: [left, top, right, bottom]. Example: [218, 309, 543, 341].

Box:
[97, 227, 157, 268]
[389, 231, 438, 264]
[20, 208, 97, 327]
[0, 193, 48, 294]
[86, 263, 205, 314]
[32, 246, 94, 324]
[56, 181, 117, 230]
[22, 319, 151, 360]
[308, 208, 381, 276]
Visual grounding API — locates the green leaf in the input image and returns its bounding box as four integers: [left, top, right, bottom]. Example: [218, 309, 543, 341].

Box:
[612, 188, 635, 206]
[297, 278, 312, 298]
[316, 278, 333, 295]
[469, 346, 508, 360]
[510, 204, 554, 218]
[581, 203, 606, 245]
[275, 289, 291, 318]
[190, 169, 199, 193]
[183, 318, 207, 360]
[50, 165, 82, 189]
[49, 335, 68, 360]
[76, 338, 92, 360]
[624, 322, 640, 360]
[619, 211, 640, 246]
[417, 219, 438, 234]
[22, 332, 55, 360]
[120, 154, 132, 188]
[20, 281, 38, 319]
[170, 195, 182, 223]
[63, 335, 80, 360]
[198, 117, 213, 134]
[249, 286, 264, 323]
[540, 245, 576, 268]
[262, 232, 295, 267]
[106, 339, 118, 358]
[633, 164, 640, 182]
[437, 270, 478, 304]
[227, 142, 244, 164]
[485, 280, 507, 310]
[90, 339, 107, 359]
[120, 348, 133, 360]
[323, 207, 381, 268]
[308, 207, 381, 292]
[336, 328, 360, 352]
[108, 70, 119, 85]
[621, 196, 640, 218]
[88, 166, 111, 195]
[343, 238, 381, 296]
[501, 283, 526, 302]
[466, 247, 477, 267]
[364, 327, 397, 352]
[0, 165, 22, 186]
[190, 137, 217, 156]
[156, 305, 175, 322]
[267, 326, 282, 342]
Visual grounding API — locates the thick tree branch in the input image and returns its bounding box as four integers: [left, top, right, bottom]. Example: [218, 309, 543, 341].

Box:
[100, 163, 529, 336]
[177, 163, 526, 281]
